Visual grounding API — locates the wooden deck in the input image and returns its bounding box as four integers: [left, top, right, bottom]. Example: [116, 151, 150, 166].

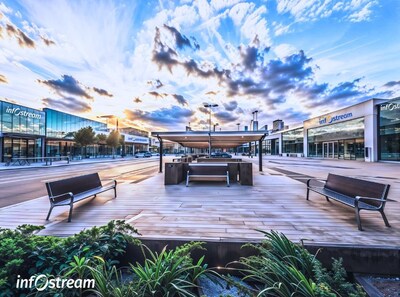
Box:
[1, 162, 399, 247]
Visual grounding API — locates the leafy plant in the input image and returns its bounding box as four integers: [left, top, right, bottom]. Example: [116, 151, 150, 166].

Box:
[233, 231, 366, 297]
[130, 242, 208, 297]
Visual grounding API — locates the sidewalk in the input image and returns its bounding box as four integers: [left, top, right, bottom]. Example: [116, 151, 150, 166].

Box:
[0, 156, 146, 170]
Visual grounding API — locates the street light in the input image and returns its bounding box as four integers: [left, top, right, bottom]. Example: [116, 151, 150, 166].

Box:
[237, 123, 240, 131]
[203, 103, 218, 132]
[213, 123, 219, 131]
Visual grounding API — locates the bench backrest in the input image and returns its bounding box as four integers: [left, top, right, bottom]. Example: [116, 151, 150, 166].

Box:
[188, 163, 228, 175]
[46, 173, 102, 199]
[325, 174, 390, 207]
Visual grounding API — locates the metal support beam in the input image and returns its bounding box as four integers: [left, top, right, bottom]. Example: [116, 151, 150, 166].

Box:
[259, 139, 263, 172]
[157, 136, 163, 173]
[208, 132, 211, 157]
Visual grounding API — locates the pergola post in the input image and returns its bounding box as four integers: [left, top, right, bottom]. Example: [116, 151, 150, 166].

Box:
[259, 138, 263, 172]
[208, 132, 211, 157]
[157, 136, 163, 173]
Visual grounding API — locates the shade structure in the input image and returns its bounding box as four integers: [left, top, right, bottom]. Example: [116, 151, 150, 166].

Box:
[151, 130, 267, 173]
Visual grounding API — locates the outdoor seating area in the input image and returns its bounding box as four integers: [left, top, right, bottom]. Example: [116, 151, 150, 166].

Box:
[307, 174, 391, 231]
[186, 163, 230, 187]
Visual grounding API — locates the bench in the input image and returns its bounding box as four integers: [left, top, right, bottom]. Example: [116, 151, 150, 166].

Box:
[186, 163, 229, 187]
[45, 173, 117, 222]
[307, 173, 390, 231]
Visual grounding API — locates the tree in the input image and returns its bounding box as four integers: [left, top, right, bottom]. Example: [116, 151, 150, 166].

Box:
[74, 126, 96, 157]
[106, 130, 121, 158]
[96, 133, 107, 144]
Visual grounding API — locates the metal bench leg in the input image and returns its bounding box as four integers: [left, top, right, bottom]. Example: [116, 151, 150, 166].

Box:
[380, 210, 391, 227]
[306, 188, 310, 200]
[186, 174, 189, 187]
[226, 171, 230, 187]
[114, 187, 117, 198]
[68, 203, 73, 222]
[355, 208, 363, 231]
[46, 205, 54, 221]
[325, 196, 330, 202]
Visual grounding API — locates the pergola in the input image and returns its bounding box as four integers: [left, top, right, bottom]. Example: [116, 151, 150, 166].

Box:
[151, 131, 267, 173]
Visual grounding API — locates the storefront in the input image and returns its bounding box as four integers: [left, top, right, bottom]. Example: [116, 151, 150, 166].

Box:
[282, 127, 303, 155]
[379, 98, 400, 161]
[0, 100, 46, 162]
[121, 134, 149, 155]
[44, 108, 109, 158]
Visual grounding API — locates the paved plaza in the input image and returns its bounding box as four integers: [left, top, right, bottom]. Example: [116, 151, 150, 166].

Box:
[0, 156, 399, 247]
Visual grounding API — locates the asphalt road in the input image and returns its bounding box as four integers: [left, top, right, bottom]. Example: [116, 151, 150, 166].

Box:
[0, 158, 159, 208]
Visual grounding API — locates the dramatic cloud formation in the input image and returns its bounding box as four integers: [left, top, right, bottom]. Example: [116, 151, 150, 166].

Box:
[0, 74, 7, 83]
[40, 36, 55, 46]
[0, 0, 398, 130]
[163, 24, 199, 50]
[124, 106, 194, 126]
[38, 75, 93, 99]
[5, 24, 35, 48]
[42, 97, 92, 113]
[93, 87, 113, 97]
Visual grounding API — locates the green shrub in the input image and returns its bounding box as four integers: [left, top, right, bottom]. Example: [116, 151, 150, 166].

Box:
[235, 231, 366, 297]
[0, 220, 139, 296]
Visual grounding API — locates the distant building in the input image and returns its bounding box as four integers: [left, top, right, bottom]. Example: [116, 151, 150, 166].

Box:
[273, 119, 284, 131]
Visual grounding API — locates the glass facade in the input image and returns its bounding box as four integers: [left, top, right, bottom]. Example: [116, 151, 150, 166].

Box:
[1, 100, 45, 162]
[45, 108, 107, 139]
[282, 128, 303, 154]
[307, 118, 365, 160]
[379, 99, 400, 161]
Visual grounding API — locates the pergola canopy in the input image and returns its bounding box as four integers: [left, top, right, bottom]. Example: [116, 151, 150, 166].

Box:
[151, 131, 267, 149]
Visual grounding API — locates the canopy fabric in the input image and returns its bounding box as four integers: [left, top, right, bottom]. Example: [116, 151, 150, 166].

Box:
[151, 131, 267, 149]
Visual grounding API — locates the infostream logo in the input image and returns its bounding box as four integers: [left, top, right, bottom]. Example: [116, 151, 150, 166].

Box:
[319, 112, 353, 125]
[16, 274, 95, 292]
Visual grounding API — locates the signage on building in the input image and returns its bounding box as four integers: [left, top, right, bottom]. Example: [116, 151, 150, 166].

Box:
[381, 102, 400, 112]
[123, 134, 149, 144]
[318, 112, 353, 125]
[6, 107, 42, 119]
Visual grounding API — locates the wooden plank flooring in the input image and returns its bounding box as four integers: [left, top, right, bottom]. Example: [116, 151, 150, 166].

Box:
[0, 164, 399, 247]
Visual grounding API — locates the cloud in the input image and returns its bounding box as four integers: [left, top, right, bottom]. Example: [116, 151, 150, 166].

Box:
[38, 75, 93, 99]
[223, 100, 238, 111]
[172, 94, 188, 106]
[163, 24, 199, 50]
[276, 0, 378, 23]
[0, 74, 7, 83]
[133, 97, 142, 103]
[214, 110, 239, 123]
[40, 36, 55, 46]
[6, 24, 35, 48]
[239, 36, 269, 71]
[42, 96, 92, 113]
[383, 81, 400, 88]
[148, 91, 167, 99]
[147, 79, 164, 88]
[93, 87, 113, 97]
[124, 106, 194, 125]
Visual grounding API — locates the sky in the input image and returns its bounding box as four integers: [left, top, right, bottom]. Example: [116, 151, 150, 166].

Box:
[0, 0, 399, 132]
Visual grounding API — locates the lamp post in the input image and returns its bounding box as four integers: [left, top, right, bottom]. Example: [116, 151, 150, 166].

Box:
[203, 103, 218, 156]
[237, 123, 240, 131]
[213, 123, 219, 131]
[203, 103, 218, 132]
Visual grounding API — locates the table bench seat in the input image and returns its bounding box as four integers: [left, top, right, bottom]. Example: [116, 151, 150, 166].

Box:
[307, 173, 390, 231]
[46, 173, 117, 222]
[186, 163, 229, 187]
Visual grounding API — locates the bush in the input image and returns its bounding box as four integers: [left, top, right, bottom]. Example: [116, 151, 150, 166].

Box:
[234, 230, 366, 297]
[0, 220, 139, 296]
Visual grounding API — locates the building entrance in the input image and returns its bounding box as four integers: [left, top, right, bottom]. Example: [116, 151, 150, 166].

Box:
[322, 142, 338, 158]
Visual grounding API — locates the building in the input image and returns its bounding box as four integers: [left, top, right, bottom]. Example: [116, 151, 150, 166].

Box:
[272, 119, 284, 131]
[0, 99, 150, 162]
[262, 97, 400, 162]
[0, 100, 46, 162]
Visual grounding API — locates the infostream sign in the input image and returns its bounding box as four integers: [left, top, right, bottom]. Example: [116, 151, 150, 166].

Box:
[318, 112, 353, 125]
[381, 102, 400, 112]
[6, 107, 43, 119]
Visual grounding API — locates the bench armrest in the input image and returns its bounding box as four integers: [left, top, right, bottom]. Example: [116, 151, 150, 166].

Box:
[103, 179, 117, 188]
[355, 196, 386, 202]
[49, 192, 74, 203]
[307, 178, 327, 187]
